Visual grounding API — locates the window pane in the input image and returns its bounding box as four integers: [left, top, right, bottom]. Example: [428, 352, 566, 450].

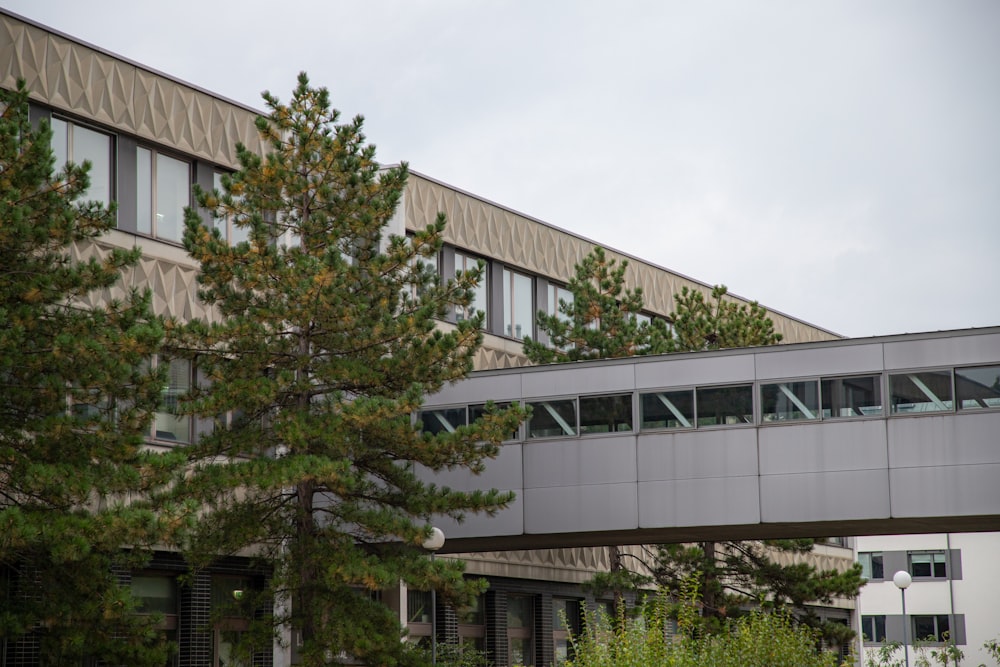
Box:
[155, 358, 191, 442]
[132, 575, 177, 615]
[503, 268, 534, 340]
[457, 595, 484, 625]
[548, 284, 573, 319]
[696, 385, 753, 426]
[579, 394, 632, 434]
[761, 380, 819, 421]
[862, 615, 886, 643]
[871, 553, 884, 579]
[455, 252, 487, 326]
[527, 399, 577, 438]
[889, 371, 953, 414]
[640, 390, 694, 429]
[50, 117, 68, 170]
[507, 596, 533, 628]
[510, 637, 533, 665]
[407, 589, 432, 623]
[136, 147, 152, 234]
[956, 365, 1000, 410]
[155, 152, 189, 242]
[74, 124, 112, 206]
[469, 401, 518, 441]
[418, 407, 466, 435]
[822, 375, 882, 418]
[910, 553, 932, 577]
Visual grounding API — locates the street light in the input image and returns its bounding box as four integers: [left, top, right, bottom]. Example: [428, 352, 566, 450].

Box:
[423, 527, 445, 666]
[893, 570, 912, 667]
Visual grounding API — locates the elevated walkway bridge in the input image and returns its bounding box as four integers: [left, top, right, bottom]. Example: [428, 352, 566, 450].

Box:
[418, 328, 1000, 553]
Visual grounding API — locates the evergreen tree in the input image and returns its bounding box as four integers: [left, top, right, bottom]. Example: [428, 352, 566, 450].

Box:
[531, 247, 862, 647]
[171, 73, 523, 666]
[0, 81, 180, 664]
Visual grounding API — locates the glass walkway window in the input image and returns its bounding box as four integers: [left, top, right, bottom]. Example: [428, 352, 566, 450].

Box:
[696, 384, 753, 426]
[640, 389, 695, 429]
[761, 380, 820, 421]
[889, 370, 954, 414]
[418, 406, 467, 435]
[528, 399, 577, 438]
[956, 365, 1000, 410]
[822, 375, 882, 418]
[579, 393, 633, 434]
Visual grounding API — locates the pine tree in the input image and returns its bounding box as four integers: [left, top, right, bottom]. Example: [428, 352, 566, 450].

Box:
[531, 247, 862, 647]
[171, 73, 523, 666]
[0, 80, 180, 664]
[522, 246, 672, 362]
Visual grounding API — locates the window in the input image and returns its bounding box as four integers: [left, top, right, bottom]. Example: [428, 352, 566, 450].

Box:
[822, 375, 882, 418]
[212, 171, 249, 246]
[696, 384, 753, 426]
[418, 406, 467, 436]
[51, 117, 113, 207]
[154, 358, 192, 443]
[553, 598, 582, 664]
[454, 251, 487, 326]
[527, 399, 577, 438]
[137, 146, 190, 242]
[860, 615, 886, 643]
[909, 552, 947, 579]
[761, 380, 820, 421]
[406, 589, 433, 646]
[502, 268, 533, 340]
[912, 615, 951, 643]
[889, 370, 953, 414]
[956, 365, 1000, 410]
[859, 552, 884, 580]
[507, 595, 534, 666]
[640, 389, 695, 429]
[469, 401, 519, 441]
[133, 574, 179, 664]
[579, 394, 632, 434]
[212, 577, 252, 667]
[547, 284, 574, 320]
[457, 594, 485, 650]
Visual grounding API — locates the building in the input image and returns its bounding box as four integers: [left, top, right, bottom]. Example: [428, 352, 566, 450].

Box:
[856, 532, 1000, 667]
[0, 9, 860, 666]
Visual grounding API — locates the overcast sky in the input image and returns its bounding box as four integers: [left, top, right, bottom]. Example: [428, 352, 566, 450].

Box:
[5, 0, 999, 337]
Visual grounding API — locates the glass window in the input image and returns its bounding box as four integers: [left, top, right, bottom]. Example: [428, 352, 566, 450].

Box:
[455, 251, 487, 326]
[136, 147, 190, 242]
[579, 394, 632, 434]
[503, 268, 533, 340]
[822, 375, 882, 418]
[859, 552, 884, 580]
[553, 598, 581, 665]
[418, 407, 467, 436]
[761, 380, 820, 422]
[912, 615, 950, 643]
[51, 117, 113, 207]
[640, 389, 694, 429]
[407, 589, 433, 624]
[154, 358, 192, 443]
[213, 171, 250, 246]
[457, 594, 485, 649]
[469, 401, 519, 441]
[548, 284, 573, 319]
[889, 371, 953, 414]
[132, 575, 178, 616]
[861, 615, 886, 643]
[909, 552, 947, 579]
[696, 384, 753, 426]
[527, 399, 577, 438]
[507, 595, 534, 666]
[956, 365, 1000, 410]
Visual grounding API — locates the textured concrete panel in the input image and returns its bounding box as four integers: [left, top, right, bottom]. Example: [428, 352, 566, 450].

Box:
[754, 343, 885, 380]
[633, 353, 757, 389]
[889, 464, 1000, 518]
[523, 483, 638, 534]
[888, 413, 1000, 468]
[521, 363, 635, 399]
[883, 332, 1000, 370]
[759, 420, 889, 475]
[760, 469, 891, 523]
[636, 429, 758, 482]
[523, 436, 637, 489]
[638, 476, 761, 528]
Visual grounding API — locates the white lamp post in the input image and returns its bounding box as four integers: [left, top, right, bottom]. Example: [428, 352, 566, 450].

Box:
[893, 570, 912, 667]
[423, 527, 445, 666]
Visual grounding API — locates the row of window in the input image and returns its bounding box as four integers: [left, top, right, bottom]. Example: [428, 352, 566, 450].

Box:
[861, 614, 954, 645]
[419, 364, 1000, 440]
[859, 551, 949, 581]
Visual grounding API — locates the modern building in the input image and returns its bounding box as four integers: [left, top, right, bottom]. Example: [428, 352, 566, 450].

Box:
[1, 9, 863, 666]
[856, 532, 1000, 667]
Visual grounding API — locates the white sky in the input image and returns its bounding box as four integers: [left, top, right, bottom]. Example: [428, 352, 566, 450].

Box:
[5, 0, 999, 337]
